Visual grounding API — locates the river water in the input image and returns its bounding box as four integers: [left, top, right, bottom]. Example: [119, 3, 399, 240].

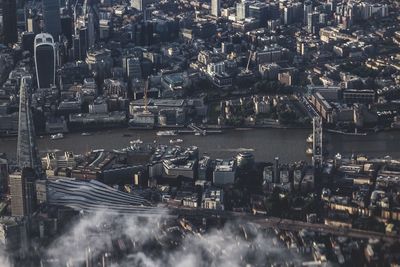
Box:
[1, 128, 400, 163]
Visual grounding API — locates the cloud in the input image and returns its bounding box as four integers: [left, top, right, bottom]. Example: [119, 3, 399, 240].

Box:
[0, 245, 12, 267]
[43, 210, 301, 267]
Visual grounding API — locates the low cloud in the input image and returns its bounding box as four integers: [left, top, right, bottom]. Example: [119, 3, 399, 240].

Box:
[0, 246, 11, 267]
[43, 210, 301, 267]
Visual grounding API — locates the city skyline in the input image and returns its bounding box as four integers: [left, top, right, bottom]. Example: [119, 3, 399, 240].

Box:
[0, 0, 400, 266]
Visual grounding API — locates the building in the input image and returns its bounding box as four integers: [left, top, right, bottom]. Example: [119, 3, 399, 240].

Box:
[21, 32, 35, 54]
[73, 27, 88, 61]
[131, 0, 156, 11]
[9, 168, 36, 217]
[202, 188, 224, 210]
[236, 152, 254, 169]
[236, 0, 251, 20]
[342, 89, 375, 104]
[125, 57, 142, 80]
[307, 12, 320, 34]
[17, 76, 42, 177]
[213, 159, 236, 185]
[42, 0, 61, 39]
[283, 2, 303, 25]
[304, 1, 313, 23]
[1, 0, 18, 44]
[248, 2, 273, 27]
[207, 62, 225, 76]
[211, 0, 221, 17]
[26, 16, 41, 34]
[0, 217, 27, 253]
[310, 92, 334, 123]
[198, 156, 211, 181]
[163, 158, 197, 180]
[34, 33, 56, 90]
[0, 157, 8, 196]
[46, 178, 159, 215]
[42, 152, 76, 171]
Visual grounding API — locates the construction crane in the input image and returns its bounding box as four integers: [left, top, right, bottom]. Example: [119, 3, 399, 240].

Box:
[240, 50, 253, 76]
[246, 50, 253, 73]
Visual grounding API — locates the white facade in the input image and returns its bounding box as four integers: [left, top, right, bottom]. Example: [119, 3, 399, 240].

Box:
[211, 0, 221, 17]
[207, 62, 225, 76]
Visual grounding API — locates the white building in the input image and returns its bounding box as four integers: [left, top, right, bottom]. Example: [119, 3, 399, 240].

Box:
[211, 0, 220, 17]
[202, 188, 224, 210]
[207, 62, 225, 76]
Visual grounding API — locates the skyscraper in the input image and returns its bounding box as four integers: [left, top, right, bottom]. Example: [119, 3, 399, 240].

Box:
[87, 8, 96, 48]
[21, 32, 35, 54]
[1, 0, 18, 44]
[42, 0, 61, 39]
[9, 168, 36, 217]
[236, 0, 250, 21]
[307, 11, 320, 34]
[211, 0, 220, 17]
[0, 156, 8, 197]
[249, 3, 269, 27]
[304, 1, 313, 24]
[34, 33, 56, 90]
[17, 76, 42, 177]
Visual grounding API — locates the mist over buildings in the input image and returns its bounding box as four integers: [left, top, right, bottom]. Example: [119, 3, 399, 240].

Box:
[39, 210, 300, 267]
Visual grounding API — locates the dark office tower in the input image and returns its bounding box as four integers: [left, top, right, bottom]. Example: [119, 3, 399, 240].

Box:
[34, 33, 56, 89]
[21, 32, 35, 54]
[72, 37, 80, 60]
[304, 1, 313, 24]
[72, 27, 88, 60]
[43, 0, 61, 40]
[10, 168, 37, 217]
[134, 22, 153, 46]
[17, 76, 42, 178]
[1, 0, 18, 44]
[61, 15, 73, 47]
[307, 11, 320, 34]
[79, 27, 88, 58]
[249, 3, 269, 27]
[0, 156, 8, 197]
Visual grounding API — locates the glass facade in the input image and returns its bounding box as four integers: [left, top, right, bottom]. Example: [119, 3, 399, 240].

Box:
[35, 44, 55, 89]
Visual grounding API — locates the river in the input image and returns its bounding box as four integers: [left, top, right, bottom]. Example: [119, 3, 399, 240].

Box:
[1, 128, 400, 163]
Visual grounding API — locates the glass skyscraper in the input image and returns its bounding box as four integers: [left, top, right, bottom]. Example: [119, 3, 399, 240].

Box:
[42, 0, 61, 39]
[34, 33, 56, 89]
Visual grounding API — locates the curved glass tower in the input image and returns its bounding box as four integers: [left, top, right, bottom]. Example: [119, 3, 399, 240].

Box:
[34, 33, 56, 90]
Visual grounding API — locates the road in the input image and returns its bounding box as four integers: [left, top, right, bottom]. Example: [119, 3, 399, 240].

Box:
[299, 95, 319, 118]
[169, 207, 399, 242]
